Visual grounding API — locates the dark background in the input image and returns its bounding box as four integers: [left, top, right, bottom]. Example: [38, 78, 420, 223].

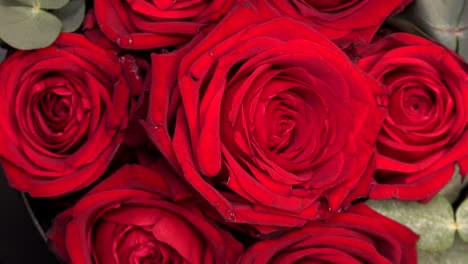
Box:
[0, 170, 60, 264]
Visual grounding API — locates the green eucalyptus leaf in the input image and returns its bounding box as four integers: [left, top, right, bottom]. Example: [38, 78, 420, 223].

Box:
[51, 0, 85, 32]
[439, 164, 468, 203]
[418, 235, 468, 264]
[456, 197, 468, 243]
[367, 196, 456, 251]
[0, 5, 61, 50]
[390, 0, 468, 60]
[14, 0, 69, 10]
[0, 0, 19, 6]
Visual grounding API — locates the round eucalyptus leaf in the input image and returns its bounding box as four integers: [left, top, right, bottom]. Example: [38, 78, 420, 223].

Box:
[390, 0, 468, 60]
[0, 5, 61, 50]
[418, 235, 468, 264]
[438, 164, 468, 203]
[51, 0, 85, 32]
[367, 195, 456, 251]
[0, 0, 19, 6]
[14, 0, 69, 9]
[456, 197, 468, 243]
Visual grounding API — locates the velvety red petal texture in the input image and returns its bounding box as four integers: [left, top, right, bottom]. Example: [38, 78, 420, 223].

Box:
[93, 0, 235, 50]
[145, 1, 384, 233]
[237, 203, 418, 264]
[266, 0, 412, 47]
[47, 162, 243, 264]
[0, 33, 131, 197]
[357, 33, 468, 201]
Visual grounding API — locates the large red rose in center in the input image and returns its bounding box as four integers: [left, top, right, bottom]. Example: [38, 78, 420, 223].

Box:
[145, 1, 384, 233]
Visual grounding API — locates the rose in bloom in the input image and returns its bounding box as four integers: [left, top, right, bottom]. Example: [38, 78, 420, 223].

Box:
[267, 0, 411, 46]
[94, 0, 235, 50]
[48, 163, 243, 264]
[145, 2, 384, 233]
[357, 33, 468, 201]
[237, 203, 418, 264]
[0, 33, 130, 197]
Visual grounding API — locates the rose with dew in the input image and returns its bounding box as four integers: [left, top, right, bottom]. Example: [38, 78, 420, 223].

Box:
[145, 1, 385, 234]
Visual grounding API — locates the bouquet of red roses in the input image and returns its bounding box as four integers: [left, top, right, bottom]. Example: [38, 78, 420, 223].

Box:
[1, 0, 467, 263]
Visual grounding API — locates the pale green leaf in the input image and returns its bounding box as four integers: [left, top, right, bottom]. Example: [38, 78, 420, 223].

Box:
[407, 0, 464, 27]
[0, 5, 61, 50]
[438, 164, 468, 203]
[367, 196, 456, 251]
[0, 0, 19, 6]
[456, 197, 468, 243]
[51, 0, 85, 32]
[390, 0, 468, 60]
[418, 235, 468, 264]
[13, 0, 69, 10]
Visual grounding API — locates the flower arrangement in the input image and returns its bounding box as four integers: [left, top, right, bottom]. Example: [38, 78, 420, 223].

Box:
[0, 0, 467, 263]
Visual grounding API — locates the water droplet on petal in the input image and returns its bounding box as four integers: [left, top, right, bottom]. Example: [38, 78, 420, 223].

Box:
[152, 122, 164, 130]
[225, 210, 236, 222]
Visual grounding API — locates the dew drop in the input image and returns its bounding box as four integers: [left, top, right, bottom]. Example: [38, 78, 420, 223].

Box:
[152, 122, 164, 130]
[225, 210, 236, 222]
[129, 64, 140, 80]
[209, 49, 214, 56]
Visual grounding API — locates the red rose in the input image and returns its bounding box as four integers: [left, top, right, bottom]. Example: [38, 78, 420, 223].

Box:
[237, 203, 418, 264]
[48, 163, 244, 264]
[145, 2, 384, 233]
[357, 33, 468, 201]
[0, 33, 130, 197]
[94, 0, 235, 50]
[267, 0, 411, 46]
[82, 10, 120, 51]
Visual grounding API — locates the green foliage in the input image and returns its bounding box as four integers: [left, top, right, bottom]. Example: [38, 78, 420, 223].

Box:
[0, 0, 85, 50]
[368, 163, 468, 260]
[389, 0, 468, 60]
[456, 197, 468, 242]
[418, 235, 468, 264]
[439, 164, 468, 203]
[367, 195, 456, 251]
